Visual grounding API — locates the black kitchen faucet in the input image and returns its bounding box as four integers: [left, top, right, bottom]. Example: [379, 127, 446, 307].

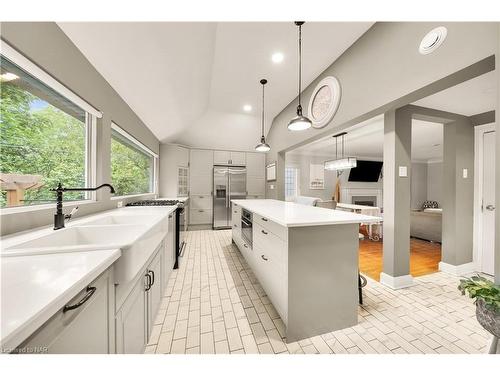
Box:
[50, 183, 115, 230]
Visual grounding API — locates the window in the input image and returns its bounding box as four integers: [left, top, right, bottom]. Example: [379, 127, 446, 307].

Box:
[0, 44, 98, 209]
[111, 123, 158, 196]
[285, 167, 299, 201]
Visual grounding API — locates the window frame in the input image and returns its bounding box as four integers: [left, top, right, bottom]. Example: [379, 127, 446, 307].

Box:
[285, 167, 300, 201]
[0, 40, 99, 213]
[110, 122, 159, 198]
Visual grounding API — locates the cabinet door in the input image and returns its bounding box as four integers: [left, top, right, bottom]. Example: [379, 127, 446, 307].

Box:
[147, 250, 162, 337]
[230, 151, 246, 166]
[247, 177, 265, 196]
[190, 174, 212, 195]
[214, 150, 231, 165]
[19, 269, 113, 354]
[190, 149, 214, 175]
[246, 153, 265, 177]
[116, 275, 147, 354]
[176, 146, 189, 167]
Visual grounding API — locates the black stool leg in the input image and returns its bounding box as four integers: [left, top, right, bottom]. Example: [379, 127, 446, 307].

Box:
[358, 273, 363, 305]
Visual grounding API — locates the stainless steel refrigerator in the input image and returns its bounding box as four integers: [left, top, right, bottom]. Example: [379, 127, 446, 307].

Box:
[213, 166, 247, 229]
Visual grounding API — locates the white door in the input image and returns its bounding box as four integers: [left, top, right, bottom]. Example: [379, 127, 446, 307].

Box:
[481, 130, 495, 275]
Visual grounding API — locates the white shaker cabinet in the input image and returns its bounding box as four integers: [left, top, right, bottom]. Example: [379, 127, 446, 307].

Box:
[245, 152, 266, 198]
[18, 268, 115, 354]
[189, 149, 213, 225]
[214, 150, 246, 165]
[116, 244, 164, 354]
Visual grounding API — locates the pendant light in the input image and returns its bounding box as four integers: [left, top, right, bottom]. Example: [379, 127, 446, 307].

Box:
[324, 132, 357, 171]
[287, 21, 312, 131]
[255, 78, 271, 152]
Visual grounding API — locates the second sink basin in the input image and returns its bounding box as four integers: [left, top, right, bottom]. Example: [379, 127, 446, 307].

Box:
[2, 224, 147, 256]
[81, 214, 158, 226]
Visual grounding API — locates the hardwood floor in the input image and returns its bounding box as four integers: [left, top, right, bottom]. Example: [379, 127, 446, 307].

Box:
[359, 237, 442, 281]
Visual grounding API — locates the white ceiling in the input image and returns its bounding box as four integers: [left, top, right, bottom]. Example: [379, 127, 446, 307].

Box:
[58, 22, 373, 150]
[288, 114, 444, 163]
[413, 70, 496, 116]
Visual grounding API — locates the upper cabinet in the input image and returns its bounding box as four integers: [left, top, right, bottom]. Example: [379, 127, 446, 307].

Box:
[159, 144, 191, 198]
[176, 146, 189, 167]
[246, 153, 266, 197]
[214, 150, 246, 166]
[190, 149, 214, 175]
[246, 153, 265, 178]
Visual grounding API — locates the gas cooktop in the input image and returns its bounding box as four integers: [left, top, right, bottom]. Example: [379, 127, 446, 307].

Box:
[126, 199, 179, 206]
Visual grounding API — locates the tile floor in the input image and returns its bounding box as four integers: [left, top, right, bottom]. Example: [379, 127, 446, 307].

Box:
[145, 230, 491, 354]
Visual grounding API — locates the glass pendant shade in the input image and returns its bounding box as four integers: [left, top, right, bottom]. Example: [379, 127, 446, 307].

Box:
[324, 157, 357, 171]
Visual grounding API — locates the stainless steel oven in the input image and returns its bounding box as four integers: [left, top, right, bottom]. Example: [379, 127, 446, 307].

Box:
[241, 208, 253, 248]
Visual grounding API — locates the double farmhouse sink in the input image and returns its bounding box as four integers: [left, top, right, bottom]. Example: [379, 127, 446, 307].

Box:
[1, 210, 170, 286]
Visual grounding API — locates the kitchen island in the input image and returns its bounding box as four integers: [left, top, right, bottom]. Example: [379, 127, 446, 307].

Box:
[231, 199, 381, 343]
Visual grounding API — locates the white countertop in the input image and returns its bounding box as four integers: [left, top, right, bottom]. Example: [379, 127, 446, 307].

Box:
[231, 199, 382, 227]
[1, 249, 121, 351]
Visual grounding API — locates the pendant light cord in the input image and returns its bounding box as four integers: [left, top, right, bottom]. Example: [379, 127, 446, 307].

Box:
[297, 23, 303, 115]
[261, 82, 265, 137]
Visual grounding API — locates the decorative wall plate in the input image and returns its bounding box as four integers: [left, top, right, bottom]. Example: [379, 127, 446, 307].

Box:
[307, 76, 341, 129]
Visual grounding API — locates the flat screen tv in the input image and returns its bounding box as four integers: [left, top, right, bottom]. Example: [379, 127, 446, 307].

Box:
[348, 160, 383, 182]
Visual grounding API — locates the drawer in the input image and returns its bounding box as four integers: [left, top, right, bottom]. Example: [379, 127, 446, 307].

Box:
[232, 203, 242, 216]
[190, 208, 212, 224]
[253, 222, 286, 265]
[190, 194, 212, 209]
[253, 213, 287, 241]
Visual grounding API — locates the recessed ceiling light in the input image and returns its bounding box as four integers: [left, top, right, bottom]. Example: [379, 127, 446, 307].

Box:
[0, 72, 19, 82]
[271, 52, 284, 64]
[243, 104, 252, 112]
[419, 27, 447, 55]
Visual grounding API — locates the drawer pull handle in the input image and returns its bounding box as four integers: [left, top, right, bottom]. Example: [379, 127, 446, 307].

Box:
[63, 286, 96, 313]
[261, 217, 268, 222]
[261, 255, 268, 261]
[199, 210, 204, 212]
[149, 270, 155, 286]
[145, 273, 152, 291]
[261, 230, 268, 235]
[199, 196, 204, 198]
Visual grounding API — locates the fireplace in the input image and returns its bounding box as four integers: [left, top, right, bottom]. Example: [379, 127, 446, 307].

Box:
[352, 195, 377, 207]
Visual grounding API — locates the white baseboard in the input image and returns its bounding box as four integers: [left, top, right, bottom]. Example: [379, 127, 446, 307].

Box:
[438, 261, 476, 276]
[379, 273, 414, 289]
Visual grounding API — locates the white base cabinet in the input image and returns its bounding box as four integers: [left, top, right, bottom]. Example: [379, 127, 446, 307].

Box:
[18, 268, 115, 354]
[115, 243, 164, 354]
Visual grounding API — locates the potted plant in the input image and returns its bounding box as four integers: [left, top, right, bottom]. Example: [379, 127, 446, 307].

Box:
[458, 275, 500, 354]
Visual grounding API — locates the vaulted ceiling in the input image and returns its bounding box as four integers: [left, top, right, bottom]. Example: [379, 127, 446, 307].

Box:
[58, 22, 373, 150]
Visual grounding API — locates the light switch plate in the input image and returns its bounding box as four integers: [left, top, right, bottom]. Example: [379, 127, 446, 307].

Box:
[117, 201, 123, 208]
[270, 184, 275, 190]
[399, 166, 408, 177]
[462, 168, 468, 179]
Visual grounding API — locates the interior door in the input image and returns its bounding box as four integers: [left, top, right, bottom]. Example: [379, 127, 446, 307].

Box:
[481, 131, 495, 275]
[229, 167, 247, 225]
[213, 167, 229, 228]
